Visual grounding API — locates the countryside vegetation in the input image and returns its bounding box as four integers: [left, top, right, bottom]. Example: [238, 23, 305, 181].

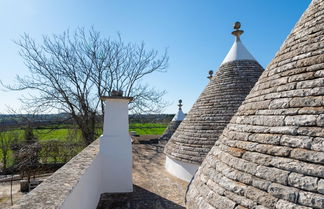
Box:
[0, 121, 168, 171]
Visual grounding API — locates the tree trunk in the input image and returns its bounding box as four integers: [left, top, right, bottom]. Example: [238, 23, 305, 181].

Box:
[79, 114, 96, 145]
[2, 155, 7, 170]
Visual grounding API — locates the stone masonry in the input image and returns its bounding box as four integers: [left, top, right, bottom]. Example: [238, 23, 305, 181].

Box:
[186, 0, 324, 208]
[164, 59, 263, 165]
[160, 120, 182, 141]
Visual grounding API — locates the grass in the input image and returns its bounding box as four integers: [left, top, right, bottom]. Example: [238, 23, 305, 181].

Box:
[129, 123, 167, 135]
[4, 129, 73, 142]
[36, 129, 71, 141]
[2, 122, 166, 143]
[129, 123, 166, 128]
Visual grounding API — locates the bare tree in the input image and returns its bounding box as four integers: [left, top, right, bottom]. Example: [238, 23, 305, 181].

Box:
[3, 28, 168, 144]
[15, 142, 41, 186]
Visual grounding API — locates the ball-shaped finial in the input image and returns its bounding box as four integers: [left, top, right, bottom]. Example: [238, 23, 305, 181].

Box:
[233, 21, 241, 30]
[208, 70, 213, 79]
[178, 99, 183, 110]
[232, 21, 244, 38]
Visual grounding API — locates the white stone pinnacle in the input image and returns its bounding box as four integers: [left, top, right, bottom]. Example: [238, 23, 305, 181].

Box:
[221, 22, 256, 65]
[172, 109, 185, 121]
[221, 37, 256, 65]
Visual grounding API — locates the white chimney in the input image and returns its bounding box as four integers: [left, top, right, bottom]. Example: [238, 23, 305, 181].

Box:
[100, 92, 133, 193]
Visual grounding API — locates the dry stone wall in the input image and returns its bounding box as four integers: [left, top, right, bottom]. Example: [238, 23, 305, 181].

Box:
[186, 0, 324, 208]
[164, 60, 263, 165]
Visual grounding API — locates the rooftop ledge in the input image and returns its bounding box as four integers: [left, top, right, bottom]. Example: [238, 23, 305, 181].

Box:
[11, 138, 187, 209]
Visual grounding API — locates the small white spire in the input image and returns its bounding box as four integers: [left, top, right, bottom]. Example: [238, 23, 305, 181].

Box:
[221, 22, 256, 65]
[172, 99, 185, 121]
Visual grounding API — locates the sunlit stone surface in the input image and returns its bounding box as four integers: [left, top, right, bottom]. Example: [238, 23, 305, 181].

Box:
[164, 23, 263, 182]
[186, 0, 324, 208]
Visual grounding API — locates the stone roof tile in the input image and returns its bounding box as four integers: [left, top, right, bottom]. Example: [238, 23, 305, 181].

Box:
[164, 36, 263, 165]
[186, 0, 324, 208]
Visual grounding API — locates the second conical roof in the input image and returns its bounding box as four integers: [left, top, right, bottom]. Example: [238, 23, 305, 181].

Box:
[164, 24, 264, 165]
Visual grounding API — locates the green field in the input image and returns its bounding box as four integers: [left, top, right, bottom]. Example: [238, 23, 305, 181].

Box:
[0, 123, 167, 169]
[129, 123, 167, 135]
[3, 122, 167, 141]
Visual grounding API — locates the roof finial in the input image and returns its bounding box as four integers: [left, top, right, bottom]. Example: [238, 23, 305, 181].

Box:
[178, 99, 183, 110]
[232, 21, 244, 41]
[207, 70, 213, 80]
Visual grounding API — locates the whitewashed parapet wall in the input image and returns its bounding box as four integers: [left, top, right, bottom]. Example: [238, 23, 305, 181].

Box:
[11, 139, 102, 209]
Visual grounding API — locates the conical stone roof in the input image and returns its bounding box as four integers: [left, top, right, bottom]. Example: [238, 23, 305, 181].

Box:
[160, 100, 185, 141]
[186, 1, 324, 209]
[164, 24, 264, 167]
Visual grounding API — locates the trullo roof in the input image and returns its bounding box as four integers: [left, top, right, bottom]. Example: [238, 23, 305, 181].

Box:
[186, 1, 324, 209]
[159, 100, 185, 141]
[164, 22, 264, 165]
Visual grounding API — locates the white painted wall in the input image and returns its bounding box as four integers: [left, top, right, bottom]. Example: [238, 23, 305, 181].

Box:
[165, 156, 199, 182]
[61, 152, 102, 209]
[100, 98, 133, 193]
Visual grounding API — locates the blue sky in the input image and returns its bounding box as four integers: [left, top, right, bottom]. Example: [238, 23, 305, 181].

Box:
[0, 0, 311, 114]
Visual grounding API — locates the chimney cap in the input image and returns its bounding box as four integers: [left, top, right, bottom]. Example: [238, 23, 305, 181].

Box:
[111, 90, 123, 97]
[100, 90, 133, 101]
